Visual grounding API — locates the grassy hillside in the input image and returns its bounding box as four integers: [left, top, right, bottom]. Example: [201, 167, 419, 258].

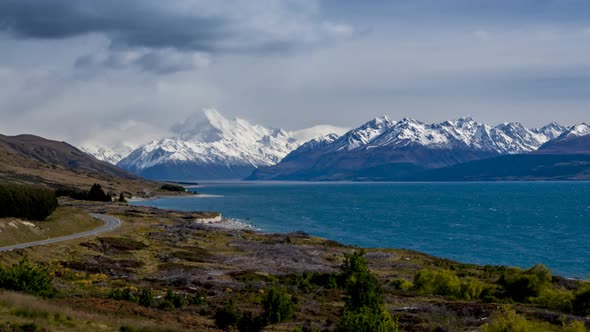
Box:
[0, 207, 103, 247]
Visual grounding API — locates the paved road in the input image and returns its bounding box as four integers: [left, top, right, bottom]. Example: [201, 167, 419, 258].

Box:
[0, 214, 121, 252]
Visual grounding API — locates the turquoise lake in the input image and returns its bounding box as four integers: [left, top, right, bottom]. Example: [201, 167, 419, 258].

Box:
[132, 182, 590, 278]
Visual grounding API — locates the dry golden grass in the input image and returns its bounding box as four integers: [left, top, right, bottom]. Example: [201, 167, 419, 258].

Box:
[0, 290, 197, 331]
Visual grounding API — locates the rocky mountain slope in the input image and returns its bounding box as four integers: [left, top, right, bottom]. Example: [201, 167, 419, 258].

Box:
[248, 116, 572, 181]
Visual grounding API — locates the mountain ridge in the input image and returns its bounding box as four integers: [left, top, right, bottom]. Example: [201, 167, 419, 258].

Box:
[117, 109, 345, 180]
[248, 116, 583, 181]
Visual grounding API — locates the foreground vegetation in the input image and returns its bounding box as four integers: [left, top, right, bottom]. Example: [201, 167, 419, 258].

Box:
[0, 199, 589, 331]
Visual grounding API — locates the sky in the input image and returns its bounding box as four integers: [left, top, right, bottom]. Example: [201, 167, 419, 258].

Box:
[0, 0, 589, 148]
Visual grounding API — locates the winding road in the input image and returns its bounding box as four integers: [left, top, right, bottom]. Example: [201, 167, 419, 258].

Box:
[0, 214, 121, 252]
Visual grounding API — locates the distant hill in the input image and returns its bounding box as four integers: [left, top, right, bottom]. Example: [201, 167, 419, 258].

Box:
[0, 134, 157, 194]
[535, 124, 590, 155]
[410, 154, 590, 181]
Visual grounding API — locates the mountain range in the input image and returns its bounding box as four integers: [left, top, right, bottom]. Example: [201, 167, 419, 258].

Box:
[115, 109, 348, 180]
[248, 117, 590, 181]
[80, 110, 589, 181]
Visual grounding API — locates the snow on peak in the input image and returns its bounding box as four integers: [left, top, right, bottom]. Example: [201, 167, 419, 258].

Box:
[330, 116, 567, 154]
[564, 123, 590, 137]
[330, 116, 396, 151]
[80, 144, 134, 164]
[290, 125, 349, 142]
[119, 109, 304, 172]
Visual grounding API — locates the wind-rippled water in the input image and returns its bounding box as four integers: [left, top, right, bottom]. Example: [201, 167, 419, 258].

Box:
[132, 182, 590, 278]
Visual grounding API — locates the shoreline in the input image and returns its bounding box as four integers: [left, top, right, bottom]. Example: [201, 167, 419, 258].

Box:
[128, 193, 222, 203]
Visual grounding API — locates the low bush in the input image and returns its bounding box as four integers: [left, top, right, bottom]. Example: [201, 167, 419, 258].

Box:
[164, 289, 185, 309]
[533, 287, 574, 313]
[500, 264, 552, 302]
[109, 287, 138, 304]
[573, 286, 590, 316]
[412, 268, 495, 300]
[139, 289, 154, 308]
[413, 269, 461, 298]
[482, 307, 586, 332]
[337, 306, 399, 332]
[0, 258, 55, 297]
[214, 300, 241, 330]
[263, 286, 295, 324]
[390, 278, 413, 291]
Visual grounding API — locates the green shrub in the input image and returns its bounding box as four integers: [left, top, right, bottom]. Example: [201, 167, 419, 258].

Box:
[0, 257, 55, 297]
[390, 278, 413, 291]
[533, 287, 574, 313]
[164, 290, 185, 309]
[482, 307, 586, 332]
[336, 306, 399, 332]
[139, 289, 154, 308]
[460, 277, 494, 300]
[188, 293, 206, 306]
[0, 183, 57, 221]
[263, 286, 295, 324]
[500, 264, 552, 302]
[340, 250, 383, 311]
[337, 250, 397, 332]
[573, 287, 590, 316]
[413, 269, 461, 297]
[214, 300, 241, 330]
[108, 287, 138, 303]
[158, 300, 176, 311]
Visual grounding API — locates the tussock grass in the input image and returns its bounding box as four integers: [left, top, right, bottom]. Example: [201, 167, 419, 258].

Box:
[0, 290, 189, 331]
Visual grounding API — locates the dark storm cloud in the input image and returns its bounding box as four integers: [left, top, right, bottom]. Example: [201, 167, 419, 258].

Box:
[0, 0, 230, 52]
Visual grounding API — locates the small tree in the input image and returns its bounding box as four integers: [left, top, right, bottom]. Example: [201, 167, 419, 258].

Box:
[263, 286, 295, 324]
[118, 193, 127, 203]
[336, 250, 398, 332]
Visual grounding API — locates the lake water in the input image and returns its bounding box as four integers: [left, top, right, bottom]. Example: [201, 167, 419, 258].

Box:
[131, 182, 590, 278]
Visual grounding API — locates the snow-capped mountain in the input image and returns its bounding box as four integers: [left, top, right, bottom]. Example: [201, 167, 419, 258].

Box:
[81, 144, 135, 164]
[333, 116, 564, 155]
[248, 116, 573, 181]
[536, 123, 590, 155]
[117, 109, 342, 180]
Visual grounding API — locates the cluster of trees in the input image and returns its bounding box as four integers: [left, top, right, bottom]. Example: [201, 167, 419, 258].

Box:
[56, 184, 112, 202]
[0, 183, 58, 221]
[160, 184, 186, 192]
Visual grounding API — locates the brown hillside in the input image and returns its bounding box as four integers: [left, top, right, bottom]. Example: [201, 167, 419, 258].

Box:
[0, 134, 159, 195]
